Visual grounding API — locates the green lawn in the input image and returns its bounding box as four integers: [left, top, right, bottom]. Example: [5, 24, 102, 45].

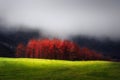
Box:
[0, 57, 120, 80]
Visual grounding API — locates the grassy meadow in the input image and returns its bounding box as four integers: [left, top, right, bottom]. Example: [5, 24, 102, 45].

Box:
[0, 57, 120, 80]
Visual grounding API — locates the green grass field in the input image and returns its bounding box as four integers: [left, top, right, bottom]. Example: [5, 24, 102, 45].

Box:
[0, 57, 120, 80]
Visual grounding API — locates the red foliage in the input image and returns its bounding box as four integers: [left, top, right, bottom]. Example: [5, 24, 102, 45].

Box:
[16, 38, 104, 60]
[16, 43, 25, 57]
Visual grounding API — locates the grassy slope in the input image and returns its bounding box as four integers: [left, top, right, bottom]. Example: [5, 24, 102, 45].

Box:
[0, 58, 120, 80]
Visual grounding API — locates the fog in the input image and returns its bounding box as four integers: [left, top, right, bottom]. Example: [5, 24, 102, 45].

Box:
[0, 0, 120, 40]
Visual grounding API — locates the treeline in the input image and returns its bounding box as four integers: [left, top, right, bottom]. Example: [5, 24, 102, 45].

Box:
[16, 39, 107, 60]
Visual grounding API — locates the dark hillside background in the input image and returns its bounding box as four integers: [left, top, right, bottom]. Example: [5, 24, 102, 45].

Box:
[71, 36, 120, 59]
[0, 25, 120, 59]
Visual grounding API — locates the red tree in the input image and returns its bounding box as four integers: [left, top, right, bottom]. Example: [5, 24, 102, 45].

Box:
[16, 38, 104, 60]
[16, 43, 25, 57]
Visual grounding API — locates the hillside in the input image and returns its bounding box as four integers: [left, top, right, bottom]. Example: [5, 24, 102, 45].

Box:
[0, 58, 120, 80]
